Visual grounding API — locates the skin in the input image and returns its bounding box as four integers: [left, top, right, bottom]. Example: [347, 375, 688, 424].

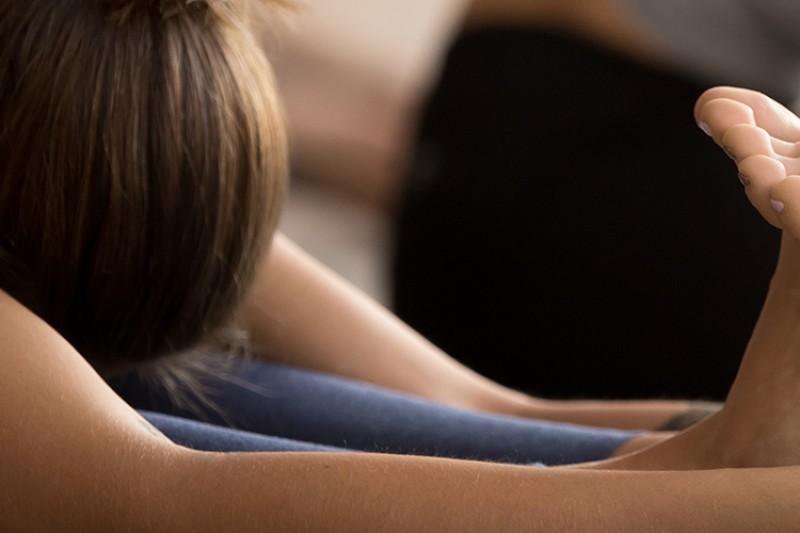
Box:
[4, 87, 800, 530]
[2, 255, 800, 530]
[240, 234, 699, 436]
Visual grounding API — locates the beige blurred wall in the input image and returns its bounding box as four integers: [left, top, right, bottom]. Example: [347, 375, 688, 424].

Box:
[263, 2, 469, 302]
[262, 1, 468, 207]
[283, 0, 467, 95]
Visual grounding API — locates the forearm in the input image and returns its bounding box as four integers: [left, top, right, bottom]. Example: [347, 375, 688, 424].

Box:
[5, 285, 792, 531]
[240, 233, 523, 413]
[519, 398, 718, 431]
[163, 449, 800, 532]
[240, 235, 708, 430]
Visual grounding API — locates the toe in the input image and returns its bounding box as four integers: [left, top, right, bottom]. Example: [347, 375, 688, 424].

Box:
[770, 176, 800, 239]
[722, 124, 773, 161]
[779, 153, 800, 176]
[697, 87, 800, 142]
[697, 98, 756, 145]
[770, 138, 800, 159]
[739, 155, 787, 228]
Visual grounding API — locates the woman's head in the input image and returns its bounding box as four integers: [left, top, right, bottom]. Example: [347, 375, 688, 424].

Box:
[0, 0, 288, 366]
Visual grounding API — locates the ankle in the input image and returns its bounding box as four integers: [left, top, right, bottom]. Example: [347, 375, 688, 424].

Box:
[595, 408, 786, 471]
[709, 399, 800, 468]
[703, 407, 761, 468]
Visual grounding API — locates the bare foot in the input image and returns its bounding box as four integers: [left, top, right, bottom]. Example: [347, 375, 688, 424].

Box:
[590, 88, 800, 471]
[695, 86, 800, 235]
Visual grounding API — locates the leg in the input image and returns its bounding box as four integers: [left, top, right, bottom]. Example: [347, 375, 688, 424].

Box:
[111, 359, 638, 465]
[600, 88, 800, 469]
[140, 411, 347, 453]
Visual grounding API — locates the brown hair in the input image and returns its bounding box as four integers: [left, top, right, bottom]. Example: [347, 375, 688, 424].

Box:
[0, 0, 288, 367]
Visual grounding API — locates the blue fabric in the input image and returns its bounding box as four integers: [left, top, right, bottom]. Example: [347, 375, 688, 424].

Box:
[110, 359, 637, 465]
[140, 411, 345, 453]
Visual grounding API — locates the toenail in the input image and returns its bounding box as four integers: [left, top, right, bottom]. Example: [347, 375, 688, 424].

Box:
[698, 122, 713, 136]
[723, 145, 736, 160]
[737, 172, 751, 186]
[770, 199, 785, 213]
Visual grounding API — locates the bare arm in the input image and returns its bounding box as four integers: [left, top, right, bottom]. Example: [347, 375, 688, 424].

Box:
[1, 289, 796, 531]
[239, 233, 707, 431]
[175, 452, 800, 532]
[0, 290, 179, 531]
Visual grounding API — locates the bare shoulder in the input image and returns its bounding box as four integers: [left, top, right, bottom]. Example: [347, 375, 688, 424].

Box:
[0, 290, 182, 531]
